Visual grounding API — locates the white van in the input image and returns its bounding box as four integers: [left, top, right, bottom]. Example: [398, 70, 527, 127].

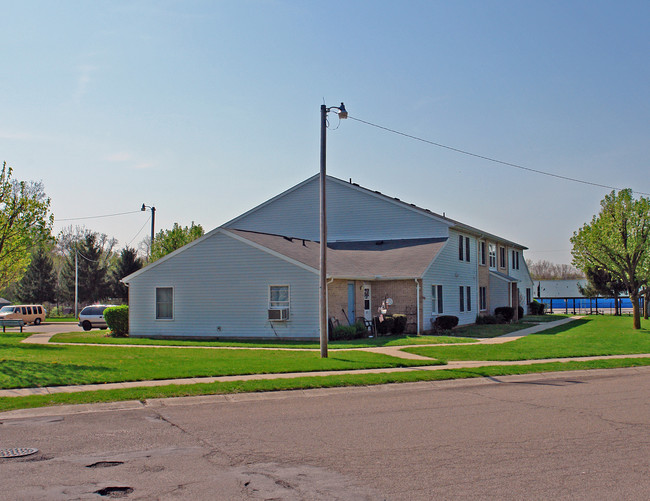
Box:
[0, 304, 46, 325]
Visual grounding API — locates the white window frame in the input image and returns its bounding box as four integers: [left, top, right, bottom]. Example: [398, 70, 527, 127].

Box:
[488, 244, 497, 270]
[479, 286, 487, 311]
[155, 286, 174, 320]
[431, 284, 443, 314]
[269, 285, 290, 311]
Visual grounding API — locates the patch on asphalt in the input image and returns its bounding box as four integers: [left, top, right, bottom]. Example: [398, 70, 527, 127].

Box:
[235, 462, 384, 500]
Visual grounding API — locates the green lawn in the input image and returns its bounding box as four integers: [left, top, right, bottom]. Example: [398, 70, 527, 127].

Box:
[1, 315, 649, 413]
[0, 331, 434, 390]
[404, 316, 650, 361]
[51, 330, 478, 348]
[1, 357, 648, 413]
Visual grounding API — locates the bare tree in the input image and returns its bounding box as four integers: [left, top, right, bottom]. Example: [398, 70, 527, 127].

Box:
[526, 260, 584, 280]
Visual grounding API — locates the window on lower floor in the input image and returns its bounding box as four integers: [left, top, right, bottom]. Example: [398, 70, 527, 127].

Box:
[466, 286, 471, 312]
[269, 285, 290, 310]
[479, 286, 487, 311]
[156, 287, 173, 320]
[459, 286, 465, 312]
[432, 285, 443, 314]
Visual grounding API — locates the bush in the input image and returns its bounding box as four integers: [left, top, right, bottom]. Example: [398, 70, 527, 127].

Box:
[476, 314, 502, 325]
[494, 307, 515, 323]
[392, 314, 407, 335]
[432, 315, 459, 331]
[331, 322, 367, 341]
[104, 305, 129, 337]
[518, 306, 524, 319]
[529, 300, 545, 315]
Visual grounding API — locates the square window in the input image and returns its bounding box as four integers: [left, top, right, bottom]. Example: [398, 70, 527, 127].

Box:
[270, 285, 290, 310]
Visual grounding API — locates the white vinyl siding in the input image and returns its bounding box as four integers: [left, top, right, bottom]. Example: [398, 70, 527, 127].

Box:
[128, 231, 319, 339]
[423, 229, 477, 326]
[225, 176, 452, 242]
[489, 274, 511, 314]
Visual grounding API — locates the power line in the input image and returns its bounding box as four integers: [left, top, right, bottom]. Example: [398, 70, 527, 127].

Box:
[126, 215, 151, 247]
[348, 115, 650, 197]
[55, 210, 142, 222]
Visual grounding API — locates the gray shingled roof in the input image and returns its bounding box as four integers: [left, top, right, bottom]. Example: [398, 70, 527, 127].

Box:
[228, 229, 447, 279]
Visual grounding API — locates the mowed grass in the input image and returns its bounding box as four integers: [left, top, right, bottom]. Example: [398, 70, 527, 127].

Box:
[50, 330, 478, 348]
[404, 315, 650, 361]
[2, 357, 649, 413]
[0, 332, 434, 390]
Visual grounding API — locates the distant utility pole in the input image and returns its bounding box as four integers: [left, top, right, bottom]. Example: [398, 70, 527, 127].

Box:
[141, 204, 156, 256]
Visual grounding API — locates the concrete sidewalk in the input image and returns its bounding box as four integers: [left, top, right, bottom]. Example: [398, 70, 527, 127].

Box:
[3, 316, 649, 399]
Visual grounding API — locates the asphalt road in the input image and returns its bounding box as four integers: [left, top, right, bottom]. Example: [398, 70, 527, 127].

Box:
[1, 367, 648, 500]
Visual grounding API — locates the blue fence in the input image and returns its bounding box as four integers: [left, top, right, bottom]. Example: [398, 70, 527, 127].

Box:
[538, 297, 643, 313]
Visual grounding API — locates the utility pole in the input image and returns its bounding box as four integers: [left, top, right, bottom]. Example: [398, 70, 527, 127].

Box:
[319, 102, 347, 358]
[141, 204, 156, 257]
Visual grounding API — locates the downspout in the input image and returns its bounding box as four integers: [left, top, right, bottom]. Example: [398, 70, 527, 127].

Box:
[415, 278, 420, 335]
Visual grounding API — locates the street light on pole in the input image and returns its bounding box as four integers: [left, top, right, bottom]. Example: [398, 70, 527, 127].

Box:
[141, 204, 156, 257]
[319, 102, 347, 358]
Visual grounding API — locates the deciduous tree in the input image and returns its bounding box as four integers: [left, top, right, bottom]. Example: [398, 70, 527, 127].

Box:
[571, 189, 650, 329]
[0, 162, 53, 291]
[150, 222, 204, 262]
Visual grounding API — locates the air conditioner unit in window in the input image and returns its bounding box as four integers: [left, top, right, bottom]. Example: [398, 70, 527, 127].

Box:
[268, 308, 289, 321]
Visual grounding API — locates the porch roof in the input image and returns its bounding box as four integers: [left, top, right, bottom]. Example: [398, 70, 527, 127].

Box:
[228, 229, 447, 279]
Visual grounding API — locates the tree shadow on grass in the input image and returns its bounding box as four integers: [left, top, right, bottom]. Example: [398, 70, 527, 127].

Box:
[530, 318, 590, 336]
[0, 359, 115, 389]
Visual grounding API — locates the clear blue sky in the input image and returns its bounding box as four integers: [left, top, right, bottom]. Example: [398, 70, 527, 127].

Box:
[2, 0, 648, 265]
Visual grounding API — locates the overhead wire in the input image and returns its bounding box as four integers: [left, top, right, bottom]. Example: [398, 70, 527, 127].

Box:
[55, 210, 142, 222]
[348, 115, 650, 197]
[126, 215, 151, 248]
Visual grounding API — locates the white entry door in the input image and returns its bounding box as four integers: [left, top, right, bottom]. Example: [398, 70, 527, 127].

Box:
[363, 284, 372, 322]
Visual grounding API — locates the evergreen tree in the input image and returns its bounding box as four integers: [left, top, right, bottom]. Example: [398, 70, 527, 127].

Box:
[59, 233, 112, 304]
[111, 247, 143, 301]
[15, 246, 57, 303]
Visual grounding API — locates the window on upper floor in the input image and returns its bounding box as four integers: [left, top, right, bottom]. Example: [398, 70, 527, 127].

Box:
[479, 241, 486, 266]
[458, 235, 464, 261]
[465, 237, 470, 262]
[489, 244, 497, 269]
[499, 247, 506, 268]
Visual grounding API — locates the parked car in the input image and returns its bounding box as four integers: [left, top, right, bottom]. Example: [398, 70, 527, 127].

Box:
[0, 304, 46, 325]
[78, 305, 113, 331]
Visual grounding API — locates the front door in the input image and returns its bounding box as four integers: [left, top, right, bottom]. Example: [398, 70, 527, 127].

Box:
[363, 283, 372, 322]
[347, 282, 356, 325]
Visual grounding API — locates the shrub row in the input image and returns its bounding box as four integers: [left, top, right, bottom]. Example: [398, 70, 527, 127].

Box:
[529, 300, 545, 315]
[374, 314, 408, 336]
[331, 321, 367, 341]
[431, 315, 459, 331]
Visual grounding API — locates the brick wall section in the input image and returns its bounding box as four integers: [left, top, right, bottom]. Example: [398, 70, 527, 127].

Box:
[328, 279, 421, 334]
[478, 261, 490, 316]
[327, 280, 350, 326]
